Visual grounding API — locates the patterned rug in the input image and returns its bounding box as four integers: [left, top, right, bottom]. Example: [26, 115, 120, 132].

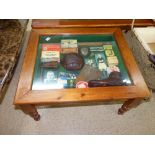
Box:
[0, 20, 27, 100]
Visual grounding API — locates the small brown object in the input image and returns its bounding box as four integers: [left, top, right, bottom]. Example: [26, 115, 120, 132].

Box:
[61, 48, 78, 54]
[41, 61, 59, 69]
[88, 71, 125, 87]
[61, 53, 84, 71]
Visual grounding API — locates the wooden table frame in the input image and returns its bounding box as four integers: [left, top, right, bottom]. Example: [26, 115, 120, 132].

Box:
[14, 28, 150, 121]
[32, 19, 155, 29]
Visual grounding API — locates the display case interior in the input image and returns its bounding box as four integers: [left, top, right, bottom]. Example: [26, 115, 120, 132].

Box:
[32, 34, 132, 90]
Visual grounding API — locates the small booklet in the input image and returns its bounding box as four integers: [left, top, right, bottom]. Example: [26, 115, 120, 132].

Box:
[41, 44, 61, 62]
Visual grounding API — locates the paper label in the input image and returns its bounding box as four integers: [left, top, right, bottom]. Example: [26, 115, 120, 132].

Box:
[61, 39, 77, 48]
[41, 44, 60, 62]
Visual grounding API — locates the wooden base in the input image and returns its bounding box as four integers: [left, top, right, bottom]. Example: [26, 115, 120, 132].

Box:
[18, 98, 142, 120]
[20, 105, 40, 121]
[118, 98, 141, 115]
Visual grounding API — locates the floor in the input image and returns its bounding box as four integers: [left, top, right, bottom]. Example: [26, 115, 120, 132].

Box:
[0, 22, 155, 135]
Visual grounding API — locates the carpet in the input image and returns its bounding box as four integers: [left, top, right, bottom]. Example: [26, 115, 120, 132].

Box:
[123, 30, 155, 90]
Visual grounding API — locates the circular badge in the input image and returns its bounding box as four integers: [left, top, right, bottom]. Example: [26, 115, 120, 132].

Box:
[79, 47, 90, 57]
[76, 81, 88, 88]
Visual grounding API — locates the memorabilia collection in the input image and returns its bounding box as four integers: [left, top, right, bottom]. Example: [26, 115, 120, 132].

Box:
[32, 34, 132, 90]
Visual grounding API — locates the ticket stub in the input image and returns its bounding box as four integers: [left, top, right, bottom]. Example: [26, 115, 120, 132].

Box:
[107, 56, 119, 66]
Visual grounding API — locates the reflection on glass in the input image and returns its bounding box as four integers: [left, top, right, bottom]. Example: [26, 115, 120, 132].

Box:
[32, 34, 132, 90]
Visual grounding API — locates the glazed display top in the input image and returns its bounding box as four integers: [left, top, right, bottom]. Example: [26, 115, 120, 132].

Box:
[32, 34, 132, 90]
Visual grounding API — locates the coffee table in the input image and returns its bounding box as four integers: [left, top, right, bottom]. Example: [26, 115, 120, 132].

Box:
[14, 28, 150, 121]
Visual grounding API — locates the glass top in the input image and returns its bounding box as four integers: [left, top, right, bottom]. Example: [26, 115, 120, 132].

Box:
[32, 34, 132, 90]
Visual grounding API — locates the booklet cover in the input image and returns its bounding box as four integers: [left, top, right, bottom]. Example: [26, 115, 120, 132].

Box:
[41, 44, 61, 62]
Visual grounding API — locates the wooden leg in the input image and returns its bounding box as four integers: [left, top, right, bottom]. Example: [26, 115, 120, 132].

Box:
[118, 98, 141, 115]
[20, 104, 40, 121]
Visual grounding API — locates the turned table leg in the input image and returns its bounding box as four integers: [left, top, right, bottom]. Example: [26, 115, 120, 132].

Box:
[20, 104, 40, 121]
[118, 98, 141, 115]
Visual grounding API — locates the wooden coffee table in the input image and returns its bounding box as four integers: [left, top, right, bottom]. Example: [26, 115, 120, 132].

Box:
[14, 27, 150, 121]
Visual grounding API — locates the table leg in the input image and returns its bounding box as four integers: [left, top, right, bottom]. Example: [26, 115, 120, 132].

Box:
[20, 104, 40, 121]
[118, 98, 141, 115]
